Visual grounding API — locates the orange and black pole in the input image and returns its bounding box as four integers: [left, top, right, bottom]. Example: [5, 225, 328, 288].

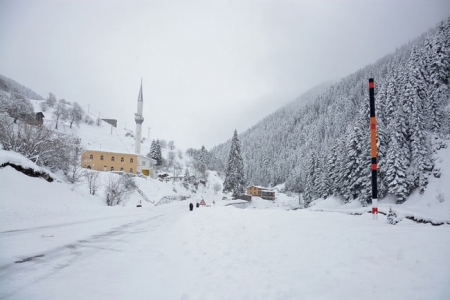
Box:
[369, 78, 378, 220]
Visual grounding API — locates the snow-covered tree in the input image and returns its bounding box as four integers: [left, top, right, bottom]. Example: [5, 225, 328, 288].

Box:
[209, 18, 450, 205]
[68, 102, 84, 128]
[0, 93, 34, 123]
[53, 99, 68, 129]
[105, 174, 136, 206]
[303, 152, 318, 207]
[223, 130, 246, 198]
[148, 140, 162, 166]
[385, 115, 410, 204]
[197, 145, 208, 178]
[184, 168, 190, 183]
[64, 137, 84, 184]
[46, 92, 57, 108]
[0, 117, 79, 172]
[84, 170, 101, 195]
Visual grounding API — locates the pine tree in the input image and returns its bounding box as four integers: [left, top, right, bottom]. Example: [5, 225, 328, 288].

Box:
[148, 140, 157, 160]
[184, 168, 190, 183]
[303, 152, 317, 207]
[148, 140, 162, 165]
[197, 145, 208, 178]
[426, 18, 450, 133]
[328, 137, 345, 197]
[155, 140, 162, 165]
[223, 130, 246, 198]
[349, 104, 372, 206]
[402, 47, 433, 193]
[375, 118, 389, 199]
[385, 116, 410, 204]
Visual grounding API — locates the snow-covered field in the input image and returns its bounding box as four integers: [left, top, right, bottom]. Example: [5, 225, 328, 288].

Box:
[1, 148, 450, 299]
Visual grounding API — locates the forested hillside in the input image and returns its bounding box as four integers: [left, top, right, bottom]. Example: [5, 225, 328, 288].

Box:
[211, 17, 450, 206]
[0, 74, 43, 100]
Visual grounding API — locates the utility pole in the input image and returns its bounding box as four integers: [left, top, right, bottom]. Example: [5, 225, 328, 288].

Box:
[369, 78, 378, 220]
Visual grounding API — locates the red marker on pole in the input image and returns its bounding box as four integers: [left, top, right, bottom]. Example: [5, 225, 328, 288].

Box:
[369, 78, 378, 220]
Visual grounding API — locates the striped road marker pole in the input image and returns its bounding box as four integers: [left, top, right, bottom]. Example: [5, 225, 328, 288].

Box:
[369, 78, 378, 220]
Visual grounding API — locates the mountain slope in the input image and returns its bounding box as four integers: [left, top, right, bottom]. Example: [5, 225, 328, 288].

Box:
[0, 74, 43, 100]
[211, 17, 450, 206]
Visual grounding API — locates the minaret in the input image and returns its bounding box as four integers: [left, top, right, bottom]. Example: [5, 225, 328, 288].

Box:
[135, 80, 144, 155]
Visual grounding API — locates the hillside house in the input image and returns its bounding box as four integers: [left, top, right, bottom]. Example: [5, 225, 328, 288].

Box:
[81, 150, 156, 178]
[246, 185, 276, 200]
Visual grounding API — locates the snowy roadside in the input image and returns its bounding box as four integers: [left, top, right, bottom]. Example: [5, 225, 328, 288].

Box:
[307, 139, 450, 225]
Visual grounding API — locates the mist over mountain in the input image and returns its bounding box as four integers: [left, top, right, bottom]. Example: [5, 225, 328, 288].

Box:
[211, 17, 450, 206]
[0, 74, 44, 100]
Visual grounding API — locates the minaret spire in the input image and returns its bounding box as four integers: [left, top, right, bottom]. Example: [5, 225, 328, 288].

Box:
[135, 79, 144, 155]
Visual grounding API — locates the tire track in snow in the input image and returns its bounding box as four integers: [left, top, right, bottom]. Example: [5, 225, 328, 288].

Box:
[0, 215, 163, 299]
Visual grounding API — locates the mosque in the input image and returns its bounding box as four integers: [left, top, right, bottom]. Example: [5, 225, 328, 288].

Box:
[81, 81, 156, 178]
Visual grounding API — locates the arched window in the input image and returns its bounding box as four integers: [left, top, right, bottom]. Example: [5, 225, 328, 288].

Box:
[111, 156, 115, 161]
[87, 166, 91, 169]
[100, 155, 104, 160]
[130, 158, 134, 163]
[111, 167, 114, 171]
[130, 168, 133, 173]
[120, 167, 124, 171]
[89, 154, 93, 159]
[121, 157, 124, 162]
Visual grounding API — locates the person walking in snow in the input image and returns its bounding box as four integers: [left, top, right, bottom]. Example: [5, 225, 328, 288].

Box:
[189, 203, 194, 211]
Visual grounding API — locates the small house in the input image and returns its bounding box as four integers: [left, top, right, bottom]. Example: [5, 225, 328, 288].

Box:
[246, 185, 276, 200]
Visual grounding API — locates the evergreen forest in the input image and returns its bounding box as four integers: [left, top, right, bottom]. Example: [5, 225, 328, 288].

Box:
[210, 18, 450, 206]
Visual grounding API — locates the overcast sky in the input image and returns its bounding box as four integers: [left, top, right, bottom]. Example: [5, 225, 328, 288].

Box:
[1, 0, 449, 150]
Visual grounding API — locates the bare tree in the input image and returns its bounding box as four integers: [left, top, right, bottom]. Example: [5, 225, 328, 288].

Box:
[68, 102, 84, 128]
[0, 93, 34, 123]
[0, 116, 74, 171]
[53, 99, 68, 129]
[64, 137, 84, 184]
[104, 174, 136, 206]
[168, 140, 175, 150]
[84, 170, 101, 195]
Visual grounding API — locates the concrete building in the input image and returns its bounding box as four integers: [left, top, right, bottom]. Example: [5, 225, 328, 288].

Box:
[81, 150, 156, 178]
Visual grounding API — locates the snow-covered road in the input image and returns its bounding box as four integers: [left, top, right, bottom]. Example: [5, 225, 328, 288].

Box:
[0, 203, 186, 299]
[1, 201, 449, 300]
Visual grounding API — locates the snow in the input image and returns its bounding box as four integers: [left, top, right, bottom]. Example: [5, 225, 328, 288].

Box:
[1, 147, 450, 299]
[308, 139, 450, 224]
[1, 103, 450, 299]
[0, 149, 44, 171]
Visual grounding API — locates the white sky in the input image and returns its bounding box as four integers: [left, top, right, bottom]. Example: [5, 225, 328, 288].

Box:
[1, 0, 449, 150]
